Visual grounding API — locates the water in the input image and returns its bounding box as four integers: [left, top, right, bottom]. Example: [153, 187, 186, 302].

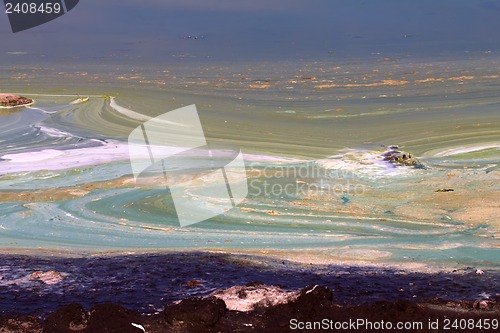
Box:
[1, 56, 499, 270]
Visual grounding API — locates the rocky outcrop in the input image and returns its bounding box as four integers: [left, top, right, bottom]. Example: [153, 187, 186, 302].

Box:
[1, 284, 499, 333]
[210, 282, 298, 311]
[0, 94, 33, 107]
[382, 145, 426, 168]
[30, 271, 64, 285]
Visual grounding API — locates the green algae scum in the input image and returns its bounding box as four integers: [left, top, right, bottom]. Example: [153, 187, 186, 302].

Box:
[1, 1, 500, 326]
[0, 57, 499, 270]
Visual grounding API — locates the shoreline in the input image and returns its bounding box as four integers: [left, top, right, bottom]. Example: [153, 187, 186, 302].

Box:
[1, 247, 497, 273]
[1, 251, 497, 320]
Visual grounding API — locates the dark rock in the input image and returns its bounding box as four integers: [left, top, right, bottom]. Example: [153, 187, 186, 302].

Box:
[357, 300, 420, 317]
[163, 296, 226, 329]
[289, 285, 333, 316]
[84, 304, 144, 333]
[261, 285, 333, 331]
[43, 303, 87, 333]
[0, 315, 42, 333]
[381, 146, 425, 168]
[42, 303, 144, 333]
[4, 284, 500, 333]
[298, 285, 332, 302]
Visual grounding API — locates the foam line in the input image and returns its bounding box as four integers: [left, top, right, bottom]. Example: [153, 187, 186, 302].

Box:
[109, 98, 151, 122]
[433, 144, 500, 157]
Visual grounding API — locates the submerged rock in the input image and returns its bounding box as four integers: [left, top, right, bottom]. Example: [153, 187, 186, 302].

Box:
[0, 94, 34, 108]
[381, 146, 425, 168]
[30, 271, 63, 285]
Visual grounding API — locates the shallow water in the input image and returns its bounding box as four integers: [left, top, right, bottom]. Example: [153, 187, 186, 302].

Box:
[0, 57, 499, 269]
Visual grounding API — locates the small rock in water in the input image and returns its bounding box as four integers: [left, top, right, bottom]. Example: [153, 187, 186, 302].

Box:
[186, 280, 203, 287]
[0, 93, 34, 107]
[30, 271, 63, 284]
[479, 301, 490, 309]
[381, 146, 425, 168]
[473, 299, 493, 310]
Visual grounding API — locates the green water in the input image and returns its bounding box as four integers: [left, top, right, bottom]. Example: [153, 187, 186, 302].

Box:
[0, 58, 499, 269]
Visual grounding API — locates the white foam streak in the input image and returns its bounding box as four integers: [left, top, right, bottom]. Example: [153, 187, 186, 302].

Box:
[0, 139, 298, 174]
[37, 126, 76, 138]
[0, 142, 131, 173]
[109, 98, 151, 122]
[109, 98, 190, 128]
[433, 144, 500, 157]
[2, 149, 64, 163]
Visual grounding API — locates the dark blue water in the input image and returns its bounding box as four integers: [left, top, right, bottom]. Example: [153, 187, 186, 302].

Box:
[1, 0, 500, 65]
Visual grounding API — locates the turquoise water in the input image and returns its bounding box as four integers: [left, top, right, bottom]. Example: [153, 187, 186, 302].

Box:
[0, 57, 499, 269]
